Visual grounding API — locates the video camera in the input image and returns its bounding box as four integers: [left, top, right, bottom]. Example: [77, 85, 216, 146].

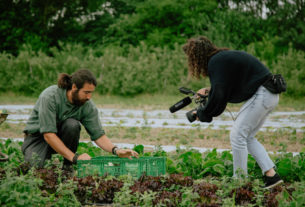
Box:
[169, 87, 208, 122]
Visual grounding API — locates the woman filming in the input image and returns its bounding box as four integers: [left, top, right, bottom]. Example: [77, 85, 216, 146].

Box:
[183, 36, 284, 189]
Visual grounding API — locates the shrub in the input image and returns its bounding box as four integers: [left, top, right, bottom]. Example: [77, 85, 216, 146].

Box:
[0, 42, 303, 98]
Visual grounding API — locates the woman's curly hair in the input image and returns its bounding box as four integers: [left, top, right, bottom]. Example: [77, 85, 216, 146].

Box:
[183, 36, 228, 78]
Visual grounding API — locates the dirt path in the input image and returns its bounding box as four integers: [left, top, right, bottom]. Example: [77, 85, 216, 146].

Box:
[1, 105, 304, 153]
[1, 123, 304, 152]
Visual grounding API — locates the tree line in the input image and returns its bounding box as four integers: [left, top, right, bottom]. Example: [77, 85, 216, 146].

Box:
[0, 0, 304, 98]
[1, 0, 304, 54]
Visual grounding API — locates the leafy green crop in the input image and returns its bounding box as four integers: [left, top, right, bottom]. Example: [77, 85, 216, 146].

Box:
[1, 140, 305, 206]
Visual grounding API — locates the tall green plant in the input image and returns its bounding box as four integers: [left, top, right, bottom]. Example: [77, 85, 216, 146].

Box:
[0, 172, 47, 207]
[270, 47, 305, 98]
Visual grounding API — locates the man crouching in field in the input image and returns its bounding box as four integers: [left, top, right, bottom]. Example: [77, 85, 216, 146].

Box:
[22, 69, 138, 169]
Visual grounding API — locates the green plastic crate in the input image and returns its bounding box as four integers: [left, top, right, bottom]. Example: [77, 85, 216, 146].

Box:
[77, 156, 166, 179]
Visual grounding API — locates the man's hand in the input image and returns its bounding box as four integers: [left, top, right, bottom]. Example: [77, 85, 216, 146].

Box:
[77, 153, 91, 161]
[116, 149, 139, 159]
[94, 135, 139, 159]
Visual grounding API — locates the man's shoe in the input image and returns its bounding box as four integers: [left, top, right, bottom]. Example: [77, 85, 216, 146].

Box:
[263, 173, 283, 189]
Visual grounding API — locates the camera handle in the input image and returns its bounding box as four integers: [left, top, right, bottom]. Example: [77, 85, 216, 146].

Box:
[194, 93, 236, 122]
[178, 87, 236, 122]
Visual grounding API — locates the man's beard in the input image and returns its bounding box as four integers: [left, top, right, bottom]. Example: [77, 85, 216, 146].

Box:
[72, 90, 88, 106]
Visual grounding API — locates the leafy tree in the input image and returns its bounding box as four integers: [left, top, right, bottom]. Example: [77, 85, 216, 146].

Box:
[104, 0, 218, 47]
[218, 0, 305, 51]
[0, 0, 141, 54]
[265, 0, 305, 51]
[0, 0, 44, 55]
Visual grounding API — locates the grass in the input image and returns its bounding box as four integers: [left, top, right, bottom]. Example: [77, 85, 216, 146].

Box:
[0, 92, 305, 111]
[0, 92, 38, 105]
[0, 92, 186, 110]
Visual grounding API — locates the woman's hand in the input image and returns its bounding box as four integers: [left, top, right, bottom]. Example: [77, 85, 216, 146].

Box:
[197, 87, 210, 96]
[116, 149, 139, 159]
[192, 110, 199, 121]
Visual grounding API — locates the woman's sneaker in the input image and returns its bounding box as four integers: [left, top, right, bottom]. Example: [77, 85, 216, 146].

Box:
[263, 173, 283, 189]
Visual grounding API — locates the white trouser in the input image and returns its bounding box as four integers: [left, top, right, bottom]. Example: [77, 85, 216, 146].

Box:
[230, 86, 279, 176]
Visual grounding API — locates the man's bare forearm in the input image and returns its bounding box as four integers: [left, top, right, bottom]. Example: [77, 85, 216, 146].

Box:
[44, 133, 74, 162]
[94, 134, 139, 159]
[94, 134, 115, 153]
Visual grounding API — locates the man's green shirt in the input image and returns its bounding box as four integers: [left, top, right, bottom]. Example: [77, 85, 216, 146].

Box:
[24, 85, 105, 141]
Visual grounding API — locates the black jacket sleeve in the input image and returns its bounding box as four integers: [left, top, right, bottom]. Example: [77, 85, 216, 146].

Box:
[196, 50, 271, 123]
[196, 83, 229, 123]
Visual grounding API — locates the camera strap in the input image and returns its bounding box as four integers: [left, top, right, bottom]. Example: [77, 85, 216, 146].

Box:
[225, 108, 236, 121]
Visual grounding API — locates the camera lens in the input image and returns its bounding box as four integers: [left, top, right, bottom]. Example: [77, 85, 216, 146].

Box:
[186, 109, 197, 122]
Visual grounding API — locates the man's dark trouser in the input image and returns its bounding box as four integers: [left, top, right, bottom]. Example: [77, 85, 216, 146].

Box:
[22, 118, 81, 167]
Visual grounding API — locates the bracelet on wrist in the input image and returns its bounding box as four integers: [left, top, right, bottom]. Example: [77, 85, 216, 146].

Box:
[112, 146, 118, 156]
[72, 153, 79, 164]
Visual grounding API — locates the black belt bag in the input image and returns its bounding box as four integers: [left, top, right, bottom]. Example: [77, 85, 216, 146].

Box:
[262, 74, 287, 94]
